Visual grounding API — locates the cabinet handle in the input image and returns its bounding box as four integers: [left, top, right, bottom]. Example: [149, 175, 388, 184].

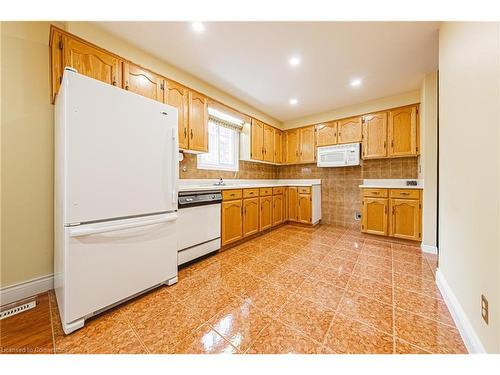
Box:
[373, 192, 380, 195]
[383, 141, 387, 149]
[183, 128, 187, 139]
[400, 192, 410, 196]
[125, 82, 129, 90]
[112, 80, 117, 86]
[190, 129, 193, 139]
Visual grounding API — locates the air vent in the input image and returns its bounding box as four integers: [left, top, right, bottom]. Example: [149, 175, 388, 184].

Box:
[0, 300, 37, 320]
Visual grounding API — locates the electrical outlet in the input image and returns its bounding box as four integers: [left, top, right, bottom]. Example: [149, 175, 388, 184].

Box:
[355, 211, 362, 221]
[481, 294, 489, 324]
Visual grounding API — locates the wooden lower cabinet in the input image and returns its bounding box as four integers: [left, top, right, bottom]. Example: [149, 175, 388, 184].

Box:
[390, 198, 421, 240]
[297, 194, 312, 223]
[362, 198, 388, 236]
[273, 194, 283, 226]
[288, 187, 298, 221]
[361, 188, 422, 241]
[243, 198, 260, 237]
[221, 200, 243, 246]
[259, 196, 273, 231]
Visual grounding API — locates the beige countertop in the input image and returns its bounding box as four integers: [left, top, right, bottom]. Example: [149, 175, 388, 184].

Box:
[359, 179, 424, 190]
[179, 179, 321, 192]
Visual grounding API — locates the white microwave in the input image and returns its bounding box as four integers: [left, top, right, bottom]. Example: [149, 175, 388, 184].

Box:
[317, 143, 360, 167]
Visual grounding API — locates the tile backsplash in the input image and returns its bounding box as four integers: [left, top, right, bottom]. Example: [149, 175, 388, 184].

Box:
[278, 157, 419, 228]
[180, 154, 278, 180]
[179, 153, 418, 228]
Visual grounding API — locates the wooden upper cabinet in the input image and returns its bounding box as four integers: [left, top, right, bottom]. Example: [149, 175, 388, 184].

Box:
[388, 105, 418, 157]
[188, 91, 208, 152]
[259, 196, 273, 231]
[251, 119, 264, 161]
[274, 130, 283, 164]
[122, 62, 164, 102]
[389, 198, 421, 240]
[164, 80, 189, 150]
[286, 129, 300, 164]
[362, 198, 388, 236]
[288, 187, 298, 221]
[338, 116, 362, 144]
[299, 126, 316, 163]
[273, 195, 283, 226]
[297, 194, 312, 223]
[50, 29, 63, 103]
[243, 197, 260, 237]
[362, 112, 388, 159]
[316, 121, 337, 147]
[263, 124, 275, 163]
[221, 200, 243, 246]
[62, 35, 121, 87]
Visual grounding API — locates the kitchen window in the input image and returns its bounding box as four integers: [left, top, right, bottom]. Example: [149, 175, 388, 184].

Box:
[197, 108, 243, 172]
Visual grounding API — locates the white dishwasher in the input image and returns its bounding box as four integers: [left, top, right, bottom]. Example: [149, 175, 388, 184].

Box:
[177, 190, 222, 265]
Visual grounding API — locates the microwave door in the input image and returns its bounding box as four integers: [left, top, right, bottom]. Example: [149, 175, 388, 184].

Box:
[319, 148, 347, 167]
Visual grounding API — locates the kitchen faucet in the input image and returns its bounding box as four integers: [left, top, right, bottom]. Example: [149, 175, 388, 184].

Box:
[214, 177, 225, 186]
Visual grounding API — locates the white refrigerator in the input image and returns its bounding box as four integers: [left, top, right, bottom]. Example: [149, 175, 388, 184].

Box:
[54, 69, 179, 334]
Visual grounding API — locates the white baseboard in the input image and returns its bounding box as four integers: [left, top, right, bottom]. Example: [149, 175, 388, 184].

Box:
[435, 269, 485, 353]
[0, 274, 54, 306]
[421, 244, 438, 254]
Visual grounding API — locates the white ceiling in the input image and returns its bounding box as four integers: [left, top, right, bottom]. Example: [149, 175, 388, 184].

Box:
[94, 22, 438, 122]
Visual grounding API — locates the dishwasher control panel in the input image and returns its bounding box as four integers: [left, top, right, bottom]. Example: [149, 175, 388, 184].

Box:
[178, 190, 222, 208]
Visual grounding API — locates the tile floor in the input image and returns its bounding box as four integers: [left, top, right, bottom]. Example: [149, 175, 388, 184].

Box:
[0, 224, 467, 354]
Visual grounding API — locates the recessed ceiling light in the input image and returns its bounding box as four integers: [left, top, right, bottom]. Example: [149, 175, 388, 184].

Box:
[191, 22, 205, 33]
[351, 79, 362, 87]
[289, 57, 301, 67]
[289, 98, 298, 106]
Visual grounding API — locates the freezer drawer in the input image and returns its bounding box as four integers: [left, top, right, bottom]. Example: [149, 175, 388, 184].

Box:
[58, 213, 178, 327]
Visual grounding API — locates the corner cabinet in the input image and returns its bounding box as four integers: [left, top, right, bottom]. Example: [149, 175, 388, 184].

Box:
[361, 188, 422, 241]
[284, 126, 316, 164]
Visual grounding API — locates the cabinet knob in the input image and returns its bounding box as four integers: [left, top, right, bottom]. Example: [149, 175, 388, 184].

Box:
[112, 80, 117, 86]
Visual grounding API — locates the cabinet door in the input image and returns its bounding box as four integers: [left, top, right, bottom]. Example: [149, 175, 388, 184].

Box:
[259, 196, 273, 231]
[362, 112, 388, 159]
[297, 194, 312, 223]
[274, 129, 283, 164]
[251, 119, 264, 161]
[222, 200, 243, 246]
[263, 124, 275, 162]
[123, 62, 164, 102]
[165, 80, 189, 150]
[273, 194, 283, 226]
[243, 198, 260, 237]
[388, 106, 418, 157]
[316, 122, 337, 147]
[299, 126, 316, 163]
[283, 187, 289, 221]
[338, 116, 362, 144]
[288, 187, 298, 221]
[285, 129, 300, 164]
[50, 29, 63, 103]
[62, 35, 121, 87]
[188, 91, 208, 152]
[390, 198, 421, 240]
[362, 198, 388, 236]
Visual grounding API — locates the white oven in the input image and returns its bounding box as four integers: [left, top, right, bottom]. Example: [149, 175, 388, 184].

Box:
[317, 143, 360, 167]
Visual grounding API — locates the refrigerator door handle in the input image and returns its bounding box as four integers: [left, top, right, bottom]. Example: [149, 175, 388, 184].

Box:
[171, 127, 178, 205]
[69, 213, 177, 237]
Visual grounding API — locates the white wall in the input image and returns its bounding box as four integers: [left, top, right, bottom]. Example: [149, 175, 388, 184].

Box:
[439, 22, 500, 353]
[419, 72, 438, 249]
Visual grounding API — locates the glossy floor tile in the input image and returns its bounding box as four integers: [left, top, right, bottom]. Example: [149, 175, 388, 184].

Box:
[0, 224, 467, 354]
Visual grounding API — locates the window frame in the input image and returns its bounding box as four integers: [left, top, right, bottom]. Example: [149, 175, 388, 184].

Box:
[197, 120, 240, 172]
